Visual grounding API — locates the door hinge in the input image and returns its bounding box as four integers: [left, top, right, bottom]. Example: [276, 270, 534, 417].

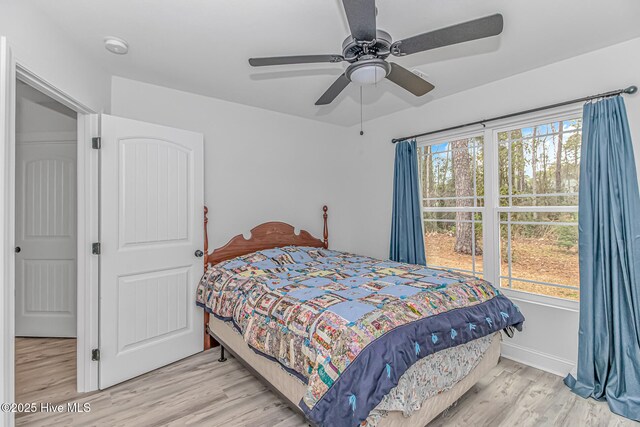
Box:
[92, 242, 101, 255]
[91, 348, 100, 361]
[92, 137, 101, 149]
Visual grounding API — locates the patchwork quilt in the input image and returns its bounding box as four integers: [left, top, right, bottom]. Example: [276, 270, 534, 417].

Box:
[196, 246, 524, 427]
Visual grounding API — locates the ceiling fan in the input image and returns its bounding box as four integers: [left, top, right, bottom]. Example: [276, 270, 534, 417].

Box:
[248, 0, 504, 105]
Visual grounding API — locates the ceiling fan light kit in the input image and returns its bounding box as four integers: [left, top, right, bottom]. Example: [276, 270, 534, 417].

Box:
[346, 58, 390, 85]
[248, 0, 504, 105]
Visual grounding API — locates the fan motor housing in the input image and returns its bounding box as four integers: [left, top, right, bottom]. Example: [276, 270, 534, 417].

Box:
[342, 30, 392, 62]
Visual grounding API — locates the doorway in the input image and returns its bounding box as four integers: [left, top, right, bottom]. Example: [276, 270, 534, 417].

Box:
[13, 80, 80, 410]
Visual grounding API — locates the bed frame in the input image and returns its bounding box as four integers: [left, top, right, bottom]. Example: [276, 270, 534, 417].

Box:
[198, 206, 500, 426]
[201, 205, 329, 351]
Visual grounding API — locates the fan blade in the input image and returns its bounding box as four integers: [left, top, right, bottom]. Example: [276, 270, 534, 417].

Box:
[392, 14, 504, 56]
[315, 73, 351, 105]
[342, 0, 377, 41]
[386, 63, 434, 96]
[249, 55, 344, 67]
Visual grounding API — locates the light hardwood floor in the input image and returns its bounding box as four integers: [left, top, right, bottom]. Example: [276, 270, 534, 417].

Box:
[15, 338, 87, 414]
[15, 338, 636, 426]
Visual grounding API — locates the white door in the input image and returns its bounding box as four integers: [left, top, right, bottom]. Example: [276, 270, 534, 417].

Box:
[99, 114, 204, 388]
[15, 136, 77, 337]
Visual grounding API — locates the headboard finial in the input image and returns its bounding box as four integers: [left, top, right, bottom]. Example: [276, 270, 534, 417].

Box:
[203, 206, 209, 271]
[322, 205, 329, 249]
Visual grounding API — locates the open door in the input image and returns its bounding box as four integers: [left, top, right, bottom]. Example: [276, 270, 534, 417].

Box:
[99, 114, 204, 388]
[0, 35, 16, 427]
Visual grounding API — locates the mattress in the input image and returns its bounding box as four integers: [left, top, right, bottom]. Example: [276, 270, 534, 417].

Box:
[209, 315, 501, 427]
[197, 246, 523, 426]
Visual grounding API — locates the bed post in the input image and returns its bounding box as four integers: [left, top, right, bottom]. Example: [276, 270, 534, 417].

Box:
[203, 206, 209, 266]
[203, 206, 214, 351]
[323, 205, 328, 249]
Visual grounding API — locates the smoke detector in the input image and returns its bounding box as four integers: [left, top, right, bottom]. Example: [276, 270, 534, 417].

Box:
[104, 37, 129, 55]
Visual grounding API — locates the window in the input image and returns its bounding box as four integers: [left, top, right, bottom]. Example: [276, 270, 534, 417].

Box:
[417, 110, 582, 301]
[418, 135, 484, 278]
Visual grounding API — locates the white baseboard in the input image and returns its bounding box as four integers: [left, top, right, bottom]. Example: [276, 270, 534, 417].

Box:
[501, 341, 575, 377]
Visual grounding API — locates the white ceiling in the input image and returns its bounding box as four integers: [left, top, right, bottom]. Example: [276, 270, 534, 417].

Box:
[31, 0, 640, 126]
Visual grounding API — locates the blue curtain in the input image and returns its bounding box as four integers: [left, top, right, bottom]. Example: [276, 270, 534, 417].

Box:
[564, 96, 640, 421]
[390, 140, 426, 265]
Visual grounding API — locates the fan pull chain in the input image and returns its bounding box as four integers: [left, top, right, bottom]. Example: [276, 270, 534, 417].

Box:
[360, 86, 364, 136]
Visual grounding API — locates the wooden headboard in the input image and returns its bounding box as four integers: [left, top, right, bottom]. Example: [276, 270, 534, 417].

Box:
[203, 205, 328, 268]
[201, 205, 328, 350]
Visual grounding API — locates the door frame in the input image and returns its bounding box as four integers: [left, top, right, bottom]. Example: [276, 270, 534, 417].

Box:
[1, 36, 16, 427]
[2, 61, 100, 424]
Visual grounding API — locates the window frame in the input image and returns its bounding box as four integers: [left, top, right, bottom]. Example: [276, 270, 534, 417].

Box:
[417, 104, 582, 311]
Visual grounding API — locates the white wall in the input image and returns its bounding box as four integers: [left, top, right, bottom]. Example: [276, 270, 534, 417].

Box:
[110, 77, 353, 251]
[340, 37, 640, 376]
[16, 98, 74, 134]
[0, 1, 109, 112]
[16, 85, 77, 134]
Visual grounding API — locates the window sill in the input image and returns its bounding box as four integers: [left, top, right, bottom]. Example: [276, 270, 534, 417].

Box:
[500, 287, 580, 312]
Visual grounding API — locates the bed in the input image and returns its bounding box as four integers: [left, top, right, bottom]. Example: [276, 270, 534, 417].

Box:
[197, 206, 524, 427]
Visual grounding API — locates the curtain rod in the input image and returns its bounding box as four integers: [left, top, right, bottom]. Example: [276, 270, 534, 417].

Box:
[391, 85, 638, 144]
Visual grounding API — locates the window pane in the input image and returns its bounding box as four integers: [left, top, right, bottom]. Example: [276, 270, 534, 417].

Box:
[424, 215, 483, 276]
[500, 219, 579, 300]
[499, 211, 578, 224]
[510, 280, 580, 301]
[498, 119, 582, 207]
[418, 137, 484, 208]
[501, 194, 579, 207]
